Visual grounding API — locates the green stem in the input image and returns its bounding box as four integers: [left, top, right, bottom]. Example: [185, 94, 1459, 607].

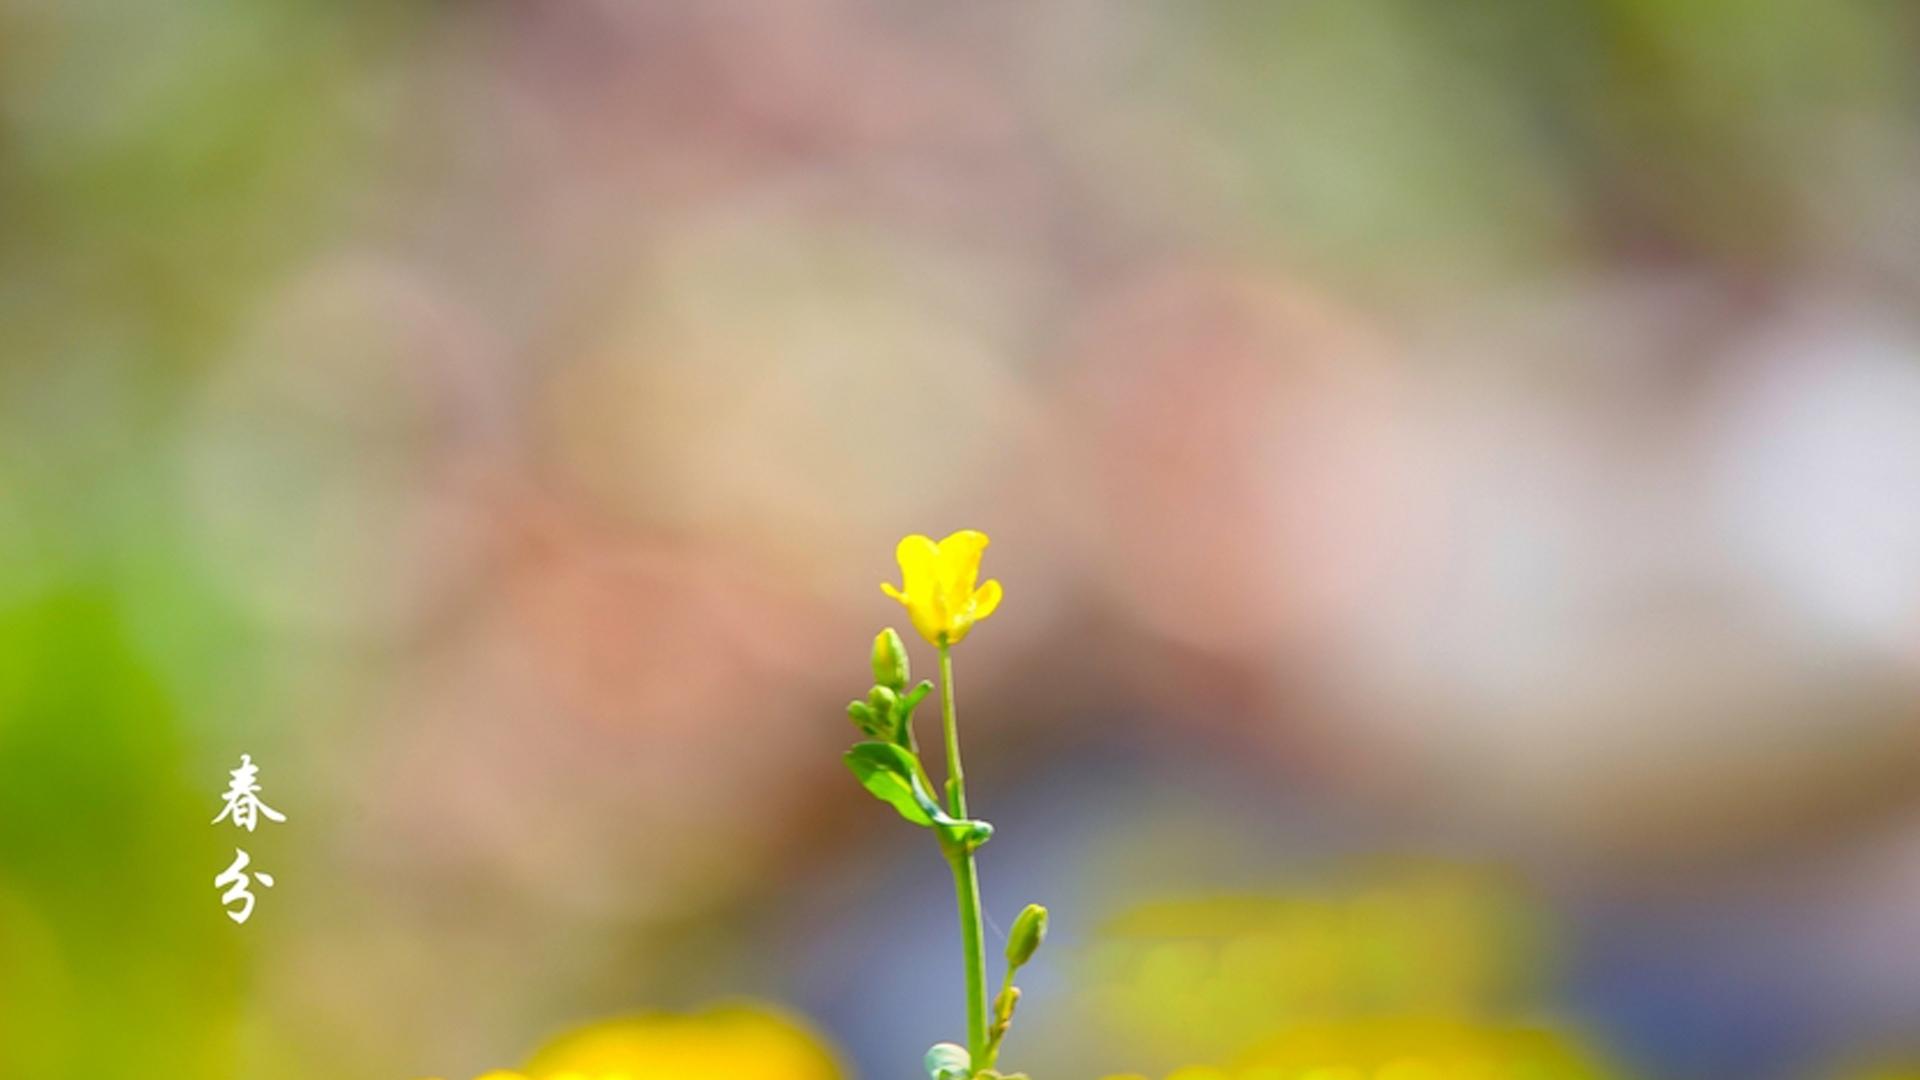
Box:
[948, 846, 988, 1067]
[982, 959, 1019, 1070]
[938, 643, 989, 1066]
[940, 646, 965, 816]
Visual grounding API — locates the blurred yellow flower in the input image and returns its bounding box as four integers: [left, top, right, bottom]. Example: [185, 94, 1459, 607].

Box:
[425, 1004, 843, 1080]
[521, 1004, 842, 1080]
[881, 530, 1003, 647]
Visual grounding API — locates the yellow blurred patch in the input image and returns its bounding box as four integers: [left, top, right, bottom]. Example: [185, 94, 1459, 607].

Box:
[518, 1003, 843, 1080]
[1079, 863, 1548, 1062]
[1232, 1017, 1611, 1078]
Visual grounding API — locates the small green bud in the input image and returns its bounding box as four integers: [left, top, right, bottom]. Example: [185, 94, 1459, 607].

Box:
[1006, 903, 1048, 970]
[868, 684, 898, 721]
[872, 628, 910, 691]
[992, 984, 1021, 1036]
[847, 699, 876, 731]
[924, 1041, 970, 1080]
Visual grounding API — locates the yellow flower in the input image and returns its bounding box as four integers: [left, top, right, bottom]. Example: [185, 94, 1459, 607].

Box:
[881, 530, 1003, 647]
[521, 1004, 843, 1080]
[427, 1003, 844, 1080]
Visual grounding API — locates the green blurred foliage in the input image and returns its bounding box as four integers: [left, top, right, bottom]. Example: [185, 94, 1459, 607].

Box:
[0, 589, 237, 1076]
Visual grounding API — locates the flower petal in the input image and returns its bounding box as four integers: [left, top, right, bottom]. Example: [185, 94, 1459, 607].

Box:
[969, 579, 1002, 622]
[894, 534, 940, 595]
[911, 605, 946, 646]
[935, 530, 990, 594]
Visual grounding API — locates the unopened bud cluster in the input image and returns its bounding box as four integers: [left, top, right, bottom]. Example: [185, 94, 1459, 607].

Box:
[848, 628, 934, 748]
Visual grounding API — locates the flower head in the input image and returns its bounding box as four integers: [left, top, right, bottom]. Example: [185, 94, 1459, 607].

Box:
[881, 530, 1003, 647]
[523, 1005, 842, 1080]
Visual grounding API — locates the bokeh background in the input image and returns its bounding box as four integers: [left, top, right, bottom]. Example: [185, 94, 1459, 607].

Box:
[4, 1, 1920, 1078]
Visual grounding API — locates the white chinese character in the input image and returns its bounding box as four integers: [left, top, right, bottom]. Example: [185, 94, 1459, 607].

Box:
[214, 848, 275, 924]
[212, 753, 286, 832]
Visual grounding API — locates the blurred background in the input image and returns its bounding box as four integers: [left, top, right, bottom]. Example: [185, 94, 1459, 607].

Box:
[3, 1, 1920, 1077]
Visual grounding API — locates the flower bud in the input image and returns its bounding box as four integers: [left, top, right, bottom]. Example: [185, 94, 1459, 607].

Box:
[847, 700, 878, 735]
[993, 984, 1021, 1030]
[867, 685, 898, 722]
[1005, 903, 1048, 970]
[871, 628, 910, 690]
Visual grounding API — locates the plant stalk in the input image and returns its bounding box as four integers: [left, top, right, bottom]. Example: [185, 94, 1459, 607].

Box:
[938, 643, 989, 1066]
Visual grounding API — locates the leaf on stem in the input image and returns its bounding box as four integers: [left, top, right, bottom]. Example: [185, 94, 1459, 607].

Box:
[924, 1041, 970, 1080]
[845, 742, 940, 826]
[845, 742, 993, 850]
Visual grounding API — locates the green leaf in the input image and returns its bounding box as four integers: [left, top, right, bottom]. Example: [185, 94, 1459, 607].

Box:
[938, 816, 994, 852]
[899, 679, 933, 716]
[893, 680, 934, 748]
[844, 742, 939, 827]
[924, 1042, 970, 1080]
[845, 742, 995, 850]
